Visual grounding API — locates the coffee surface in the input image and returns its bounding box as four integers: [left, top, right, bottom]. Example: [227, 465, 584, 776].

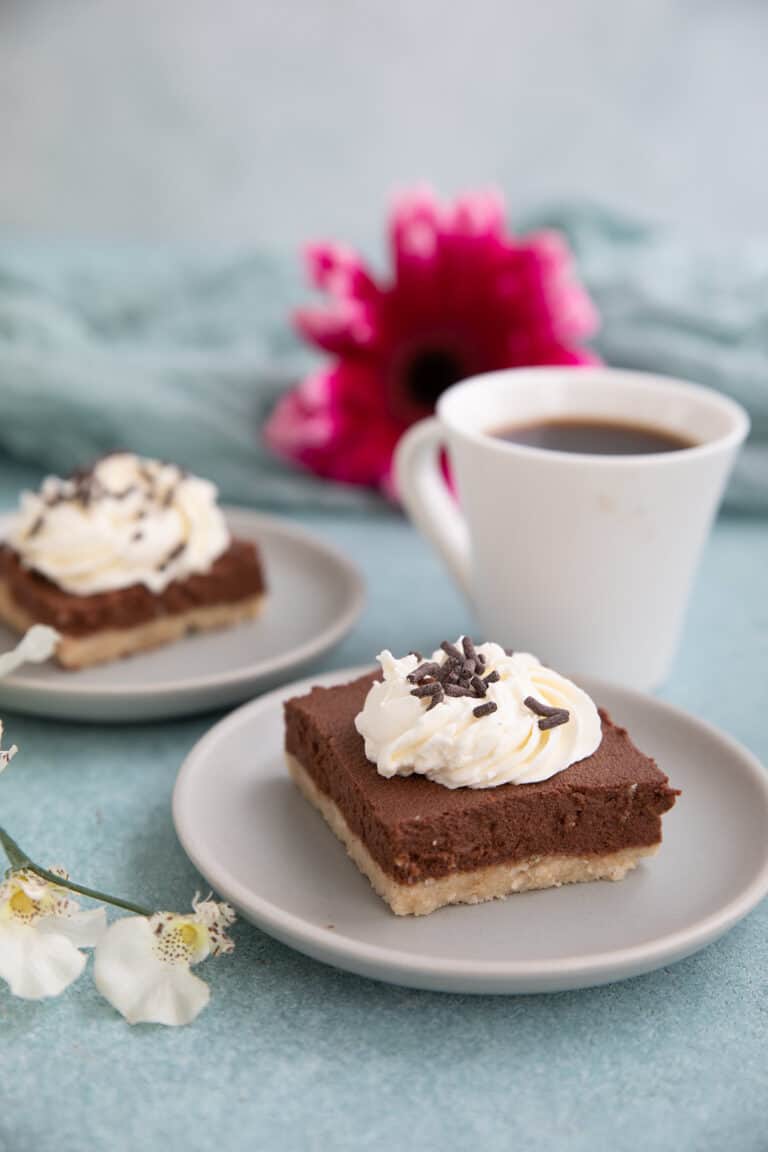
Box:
[491, 418, 695, 455]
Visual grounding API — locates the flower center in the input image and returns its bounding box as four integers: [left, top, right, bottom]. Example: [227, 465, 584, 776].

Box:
[179, 923, 199, 948]
[10, 889, 37, 918]
[152, 914, 210, 965]
[404, 347, 465, 410]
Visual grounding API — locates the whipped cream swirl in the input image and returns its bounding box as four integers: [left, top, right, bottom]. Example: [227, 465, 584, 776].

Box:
[355, 641, 602, 789]
[8, 454, 230, 596]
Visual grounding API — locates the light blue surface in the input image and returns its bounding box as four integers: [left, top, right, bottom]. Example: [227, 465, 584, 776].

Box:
[1, 458, 767, 1152]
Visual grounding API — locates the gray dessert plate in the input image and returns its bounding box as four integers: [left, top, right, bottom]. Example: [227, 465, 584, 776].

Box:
[173, 666, 768, 994]
[0, 510, 364, 722]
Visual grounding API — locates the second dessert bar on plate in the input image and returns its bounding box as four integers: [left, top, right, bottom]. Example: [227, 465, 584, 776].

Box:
[0, 453, 266, 668]
[285, 640, 679, 916]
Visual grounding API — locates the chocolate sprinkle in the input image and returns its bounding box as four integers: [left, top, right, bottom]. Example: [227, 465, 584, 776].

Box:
[443, 683, 468, 697]
[473, 701, 498, 718]
[440, 641, 462, 661]
[159, 540, 186, 571]
[538, 712, 570, 731]
[411, 682, 442, 698]
[524, 695, 570, 731]
[405, 639, 573, 728]
[524, 696, 561, 717]
[407, 638, 506, 720]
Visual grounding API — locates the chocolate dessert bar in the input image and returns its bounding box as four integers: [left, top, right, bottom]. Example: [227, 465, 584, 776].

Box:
[0, 454, 267, 668]
[285, 649, 679, 916]
[0, 540, 265, 669]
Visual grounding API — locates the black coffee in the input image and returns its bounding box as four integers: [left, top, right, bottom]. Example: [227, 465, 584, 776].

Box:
[491, 418, 695, 455]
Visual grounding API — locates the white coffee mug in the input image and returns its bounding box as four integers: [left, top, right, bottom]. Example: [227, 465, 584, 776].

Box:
[394, 367, 749, 690]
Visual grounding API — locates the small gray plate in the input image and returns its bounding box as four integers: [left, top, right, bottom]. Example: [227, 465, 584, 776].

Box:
[0, 510, 364, 722]
[173, 667, 768, 994]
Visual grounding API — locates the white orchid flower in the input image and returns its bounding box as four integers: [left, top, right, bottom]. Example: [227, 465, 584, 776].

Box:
[0, 625, 60, 677]
[94, 895, 236, 1026]
[0, 867, 106, 999]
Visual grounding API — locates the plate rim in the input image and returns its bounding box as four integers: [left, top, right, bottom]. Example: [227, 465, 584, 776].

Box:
[172, 666, 768, 987]
[0, 508, 365, 699]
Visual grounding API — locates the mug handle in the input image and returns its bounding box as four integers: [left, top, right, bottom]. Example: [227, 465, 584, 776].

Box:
[394, 418, 471, 596]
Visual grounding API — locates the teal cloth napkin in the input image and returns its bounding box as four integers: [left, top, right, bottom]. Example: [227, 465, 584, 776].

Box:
[0, 243, 383, 513]
[0, 208, 765, 512]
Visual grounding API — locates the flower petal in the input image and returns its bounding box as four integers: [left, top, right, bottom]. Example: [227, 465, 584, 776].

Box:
[40, 907, 107, 949]
[294, 299, 376, 355]
[445, 188, 506, 240]
[94, 917, 210, 1026]
[528, 342, 602, 367]
[0, 920, 88, 999]
[304, 243, 378, 301]
[192, 896, 236, 956]
[0, 625, 60, 676]
[265, 363, 401, 491]
[264, 372, 337, 457]
[389, 186, 444, 293]
[514, 233, 600, 343]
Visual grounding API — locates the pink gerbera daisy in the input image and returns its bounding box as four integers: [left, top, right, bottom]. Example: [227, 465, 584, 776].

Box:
[265, 188, 600, 497]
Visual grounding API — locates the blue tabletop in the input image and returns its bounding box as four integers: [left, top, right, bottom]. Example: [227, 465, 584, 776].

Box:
[2, 458, 767, 1152]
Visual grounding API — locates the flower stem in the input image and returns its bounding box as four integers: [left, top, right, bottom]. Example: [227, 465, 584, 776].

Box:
[0, 826, 26, 869]
[0, 826, 153, 916]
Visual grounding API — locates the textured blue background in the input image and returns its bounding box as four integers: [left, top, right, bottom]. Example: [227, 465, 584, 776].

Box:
[0, 459, 766, 1152]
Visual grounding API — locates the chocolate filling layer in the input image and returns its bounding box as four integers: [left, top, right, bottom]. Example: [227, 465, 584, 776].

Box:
[0, 540, 265, 636]
[285, 673, 679, 885]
